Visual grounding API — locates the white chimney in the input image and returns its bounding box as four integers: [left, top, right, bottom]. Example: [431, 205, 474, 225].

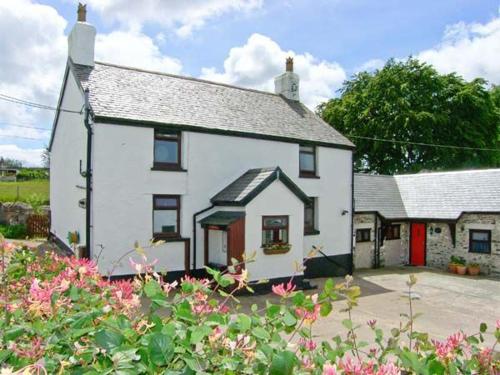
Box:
[68, 3, 96, 67]
[274, 57, 300, 101]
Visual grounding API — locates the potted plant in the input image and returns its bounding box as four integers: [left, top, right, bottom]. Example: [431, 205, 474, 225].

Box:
[455, 257, 467, 275]
[263, 242, 292, 255]
[448, 256, 459, 273]
[467, 262, 480, 276]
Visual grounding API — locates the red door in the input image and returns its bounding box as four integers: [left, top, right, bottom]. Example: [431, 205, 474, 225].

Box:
[410, 223, 426, 266]
[227, 218, 245, 272]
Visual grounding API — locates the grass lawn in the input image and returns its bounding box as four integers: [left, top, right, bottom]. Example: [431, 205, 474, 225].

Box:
[0, 180, 50, 204]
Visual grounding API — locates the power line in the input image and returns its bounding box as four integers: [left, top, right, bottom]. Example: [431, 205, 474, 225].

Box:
[0, 134, 47, 140]
[0, 93, 82, 114]
[348, 135, 500, 152]
[0, 124, 51, 131]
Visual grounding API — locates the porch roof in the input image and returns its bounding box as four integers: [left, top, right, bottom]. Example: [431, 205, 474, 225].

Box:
[199, 211, 245, 227]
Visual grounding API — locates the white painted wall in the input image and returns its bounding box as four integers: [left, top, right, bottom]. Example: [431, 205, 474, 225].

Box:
[87, 122, 352, 276]
[50, 69, 87, 250]
[245, 180, 304, 281]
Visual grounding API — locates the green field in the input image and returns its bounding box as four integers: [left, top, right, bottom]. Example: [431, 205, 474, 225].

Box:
[0, 180, 50, 204]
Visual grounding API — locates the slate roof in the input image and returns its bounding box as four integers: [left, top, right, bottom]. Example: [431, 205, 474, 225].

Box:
[70, 61, 354, 148]
[198, 211, 245, 227]
[211, 167, 310, 206]
[354, 169, 500, 220]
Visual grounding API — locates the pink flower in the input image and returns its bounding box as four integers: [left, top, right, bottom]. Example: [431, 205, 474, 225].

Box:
[496, 319, 500, 330]
[376, 363, 401, 375]
[299, 338, 317, 351]
[272, 281, 296, 298]
[367, 319, 377, 328]
[129, 256, 158, 274]
[322, 363, 338, 375]
[295, 304, 321, 324]
[339, 356, 364, 375]
[162, 280, 178, 294]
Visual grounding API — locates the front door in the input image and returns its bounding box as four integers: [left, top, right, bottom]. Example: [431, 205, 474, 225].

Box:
[227, 218, 245, 271]
[410, 223, 426, 266]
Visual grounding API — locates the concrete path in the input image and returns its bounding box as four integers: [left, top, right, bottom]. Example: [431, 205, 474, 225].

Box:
[238, 267, 500, 347]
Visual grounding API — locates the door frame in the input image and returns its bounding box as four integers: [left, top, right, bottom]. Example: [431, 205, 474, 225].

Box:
[409, 222, 427, 266]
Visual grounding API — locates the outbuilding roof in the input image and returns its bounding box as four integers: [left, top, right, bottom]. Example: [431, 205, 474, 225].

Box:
[211, 167, 310, 206]
[354, 169, 500, 220]
[70, 61, 354, 148]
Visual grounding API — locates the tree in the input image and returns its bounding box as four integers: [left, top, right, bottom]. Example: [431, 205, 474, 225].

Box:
[318, 58, 500, 174]
[41, 146, 50, 169]
[0, 157, 23, 169]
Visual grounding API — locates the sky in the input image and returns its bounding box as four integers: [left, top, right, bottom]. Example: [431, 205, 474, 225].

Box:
[0, 0, 499, 166]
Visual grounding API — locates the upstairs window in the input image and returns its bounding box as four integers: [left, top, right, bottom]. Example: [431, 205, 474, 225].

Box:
[154, 130, 181, 170]
[469, 230, 491, 254]
[304, 197, 318, 235]
[356, 228, 371, 242]
[385, 224, 400, 240]
[262, 216, 289, 246]
[299, 145, 316, 177]
[153, 195, 180, 239]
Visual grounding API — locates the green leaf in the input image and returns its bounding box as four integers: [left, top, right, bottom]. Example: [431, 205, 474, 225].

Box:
[479, 322, 487, 333]
[428, 359, 446, 375]
[283, 311, 297, 327]
[95, 329, 125, 352]
[189, 326, 212, 345]
[270, 351, 296, 375]
[149, 332, 174, 366]
[320, 302, 332, 317]
[144, 280, 163, 298]
[4, 327, 25, 341]
[342, 319, 353, 330]
[236, 314, 252, 331]
[252, 327, 271, 340]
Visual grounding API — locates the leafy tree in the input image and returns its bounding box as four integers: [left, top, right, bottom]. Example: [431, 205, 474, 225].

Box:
[0, 157, 23, 169]
[41, 146, 50, 169]
[319, 58, 500, 174]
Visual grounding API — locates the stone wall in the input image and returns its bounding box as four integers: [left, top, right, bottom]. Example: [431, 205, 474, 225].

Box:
[0, 202, 50, 225]
[426, 214, 500, 276]
[380, 222, 408, 266]
[353, 213, 376, 269]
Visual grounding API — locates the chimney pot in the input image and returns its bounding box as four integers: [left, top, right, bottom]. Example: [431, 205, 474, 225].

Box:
[77, 3, 87, 22]
[286, 57, 293, 72]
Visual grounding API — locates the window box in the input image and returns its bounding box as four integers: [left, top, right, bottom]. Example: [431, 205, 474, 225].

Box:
[262, 242, 292, 255]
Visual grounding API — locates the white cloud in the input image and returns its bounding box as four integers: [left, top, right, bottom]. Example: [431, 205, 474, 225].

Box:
[0, 144, 44, 166]
[95, 30, 182, 74]
[417, 17, 500, 83]
[86, 0, 263, 38]
[200, 33, 346, 109]
[354, 58, 385, 73]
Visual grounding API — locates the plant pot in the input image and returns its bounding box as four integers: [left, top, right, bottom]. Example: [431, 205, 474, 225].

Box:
[455, 265, 467, 275]
[262, 244, 291, 255]
[468, 266, 480, 276]
[448, 263, 457, 273]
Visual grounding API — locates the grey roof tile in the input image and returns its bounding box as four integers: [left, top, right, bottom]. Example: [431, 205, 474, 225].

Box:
[71, 62, 354, 147]
[355, 169, 500, 220]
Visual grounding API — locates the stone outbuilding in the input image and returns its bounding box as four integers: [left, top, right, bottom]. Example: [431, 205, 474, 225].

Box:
[353, 169, 500, 276]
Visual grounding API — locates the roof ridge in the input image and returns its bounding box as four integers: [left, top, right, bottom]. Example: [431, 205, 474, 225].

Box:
[94, 61, 280, 97]
[395, 168, 500, 178]
[354, 173, 395, 178]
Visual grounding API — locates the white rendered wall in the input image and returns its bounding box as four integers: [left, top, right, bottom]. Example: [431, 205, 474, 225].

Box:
[50, 69, 87, 250]
[91, 124, 352, 276]
[245, 180, 304, 281]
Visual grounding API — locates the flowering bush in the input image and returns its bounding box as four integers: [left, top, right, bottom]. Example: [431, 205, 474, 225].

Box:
[0, 239, 499, 374]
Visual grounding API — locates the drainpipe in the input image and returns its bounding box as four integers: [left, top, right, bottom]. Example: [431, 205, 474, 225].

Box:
[83, 88, 93, 259]
[192, 204, 214, 270]
[374, 214, 379, 268]
[349, 152, 354, 275]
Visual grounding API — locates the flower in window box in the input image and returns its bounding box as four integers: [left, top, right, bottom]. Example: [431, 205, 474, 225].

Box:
[262, 242, 292, 254]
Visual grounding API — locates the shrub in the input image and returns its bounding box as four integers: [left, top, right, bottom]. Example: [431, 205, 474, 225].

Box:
[0, 224, 27, 239]
[0, 240, 498, 374]
[16, 169, 48, 181]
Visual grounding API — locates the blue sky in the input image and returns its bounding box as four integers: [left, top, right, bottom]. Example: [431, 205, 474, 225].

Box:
[1, 0, 499, 165]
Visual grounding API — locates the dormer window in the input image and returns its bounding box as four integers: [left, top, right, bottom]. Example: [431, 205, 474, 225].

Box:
[154, 130, 181, 170]
[299, 145, 317, 177]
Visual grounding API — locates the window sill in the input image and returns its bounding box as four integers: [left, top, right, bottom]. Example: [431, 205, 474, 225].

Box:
[152, 235, 188, 242]
[151, 166, 187, 172]
[304, 229, 320, 236]
[468, 250, 491, 255]
[299, 173, 320, 179]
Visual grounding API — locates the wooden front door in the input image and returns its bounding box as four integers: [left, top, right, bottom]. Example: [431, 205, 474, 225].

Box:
[227, 218, 245, 271]
[410, 223, 426, 266]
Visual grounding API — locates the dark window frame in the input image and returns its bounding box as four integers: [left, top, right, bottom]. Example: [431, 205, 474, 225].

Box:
[153, 130, 182, 171]
[356, 228, 371, 242]
[304, 197, 319, 235]
[262, 215, 289, 246]
[299, 144, 318, 178]
[469, 229, 491, 254]
[385, 224, 401, 240]
[153, 194, 181, 240]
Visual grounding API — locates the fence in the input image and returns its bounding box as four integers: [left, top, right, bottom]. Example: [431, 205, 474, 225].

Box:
[26, 214, 50, 238]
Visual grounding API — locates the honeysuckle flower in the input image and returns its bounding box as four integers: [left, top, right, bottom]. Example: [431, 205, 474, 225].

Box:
[301, 356, 315, 370]
[322, 362, 338, 375]
[162, 280, 178, 294]
[299, 338, 317, 351]
[295, 304, 321, 324]
[377, 363, 401, 375]
[339, 356, 364, 375]
[271, 281, 296, 298]
[496, 319, 500, 330]
[367, 319, 377, 328]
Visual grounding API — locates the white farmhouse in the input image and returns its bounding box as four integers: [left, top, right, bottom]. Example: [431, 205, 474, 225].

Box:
[49, 6, 355, 285]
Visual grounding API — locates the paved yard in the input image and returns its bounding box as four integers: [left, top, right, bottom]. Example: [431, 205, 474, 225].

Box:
[240, 267, 500, 346]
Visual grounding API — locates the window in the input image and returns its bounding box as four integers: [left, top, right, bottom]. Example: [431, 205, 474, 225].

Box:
[385, 224, 400, 240]
[304, 198, 318, 235]
[356, 228, 371, 242]
[154, 130, 181, 169]
[299, 145, 316, 177]
[262, 216, 289, 246]
[153, 195, 180, 238]
[469, 230, 491, 254]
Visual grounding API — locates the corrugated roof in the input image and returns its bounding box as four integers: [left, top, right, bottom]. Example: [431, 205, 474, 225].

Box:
[355, 169, 500, 220]
[71, 61, 354, 148]
[211, 167, 310, 206]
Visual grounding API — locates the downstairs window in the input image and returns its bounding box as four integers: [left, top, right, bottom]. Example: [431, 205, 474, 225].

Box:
[262, 216, 289, 246]
[469, 230, 491, 254]
[153, 195, 180, 239]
